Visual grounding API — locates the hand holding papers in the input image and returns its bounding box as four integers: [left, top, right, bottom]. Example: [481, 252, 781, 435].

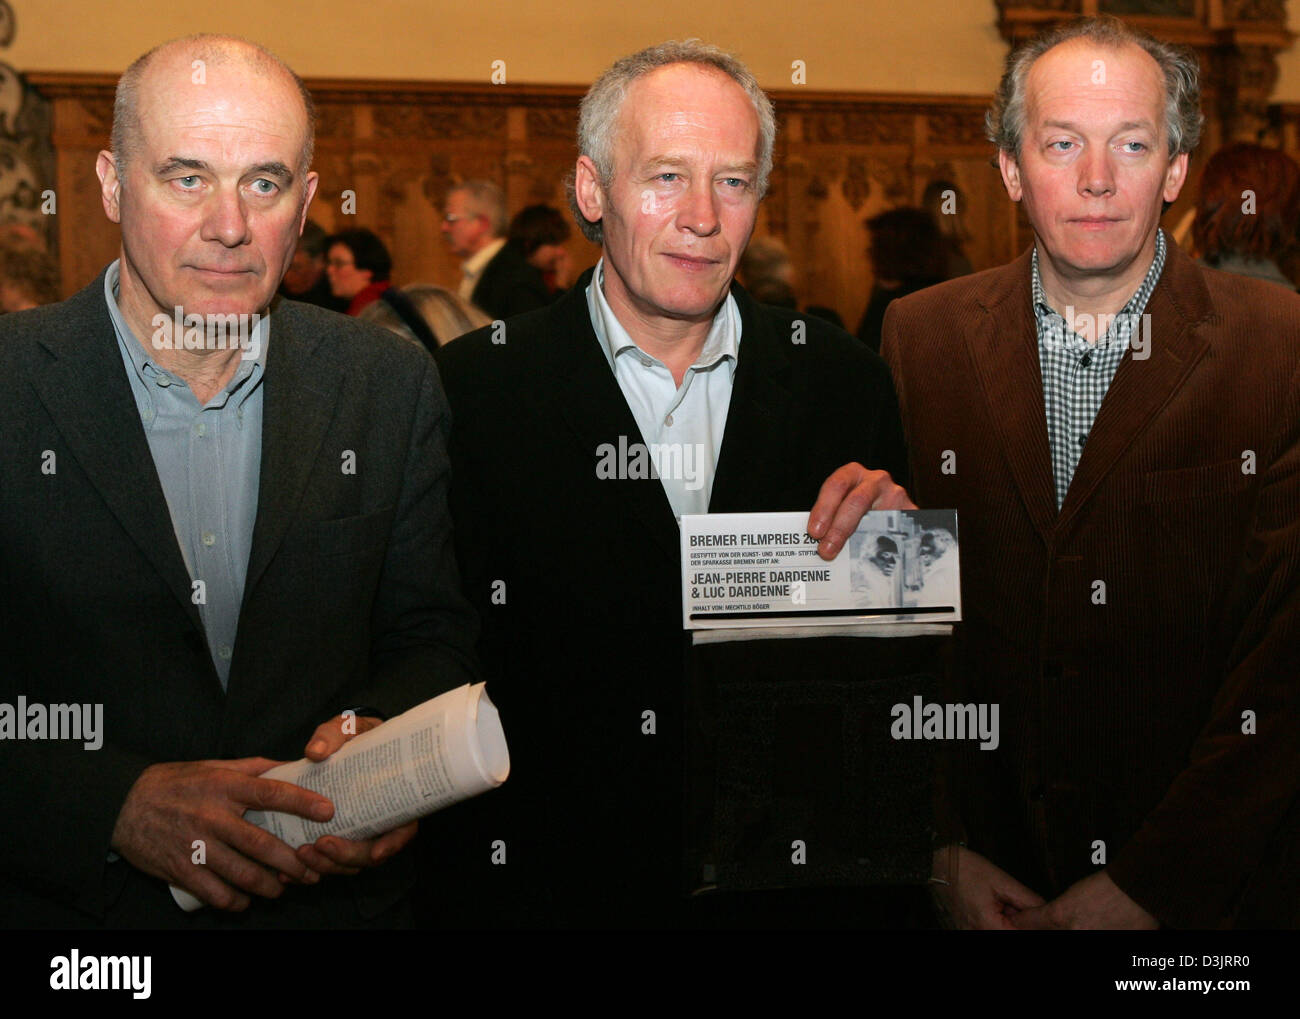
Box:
[170, 682, 508, 911]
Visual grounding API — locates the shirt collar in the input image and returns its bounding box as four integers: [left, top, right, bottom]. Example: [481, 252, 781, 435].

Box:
[461, 237, 507, 281]
[585, 257, 741, 372]
[105, 258, 269, 399]
[1032, 228, 1167, 324]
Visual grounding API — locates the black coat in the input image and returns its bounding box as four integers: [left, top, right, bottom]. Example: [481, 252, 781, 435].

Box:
[469, 243, 550, 320]
[428, 269, 936, 927]
[0, 271, 480, 927]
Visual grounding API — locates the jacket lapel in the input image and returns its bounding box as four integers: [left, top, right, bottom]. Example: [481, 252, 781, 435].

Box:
[1057, 238, 1212, 529]
[966, 248, 1058, 547]
[241, 302, 345, 599]
[546, 271, 681, 564]
[708, 283, 796, 512]
[30, 271, 204, 631]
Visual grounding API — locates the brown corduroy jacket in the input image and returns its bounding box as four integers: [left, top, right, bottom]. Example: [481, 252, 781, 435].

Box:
[883, 236, 1300, 928]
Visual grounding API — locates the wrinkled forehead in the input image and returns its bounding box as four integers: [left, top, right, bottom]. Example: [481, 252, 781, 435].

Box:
[614, 63, 760, 159]
[134, 52, 309, 168]
[1024, 39, 1166, 129]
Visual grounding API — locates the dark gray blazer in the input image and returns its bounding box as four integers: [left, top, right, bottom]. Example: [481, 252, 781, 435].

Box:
[0, 268, 481, 927]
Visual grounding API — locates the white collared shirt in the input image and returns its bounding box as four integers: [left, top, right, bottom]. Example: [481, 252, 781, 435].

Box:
[458, 237, 507, 302]
[586, 257, 741, 518]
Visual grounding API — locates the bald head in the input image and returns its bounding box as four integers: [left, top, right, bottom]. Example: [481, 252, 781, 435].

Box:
[111, 34, 315, 178]
[95, 33, 322, 349]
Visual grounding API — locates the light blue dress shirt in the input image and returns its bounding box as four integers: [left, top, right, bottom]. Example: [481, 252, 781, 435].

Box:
[105, 260, 267, 689]
[586, 258, 740, 519]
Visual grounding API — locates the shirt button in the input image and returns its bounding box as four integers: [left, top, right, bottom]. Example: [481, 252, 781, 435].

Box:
[665, 414, 674, 427]
[195, 423, 206, 437]
[156, 376, 172, 388]
[217, 644, 233, 660]
[1080, 352, 1093, 368]
[142, 409, 154, 422]
[201, 531, 216, 547]
[1077, 434, 1087, 447]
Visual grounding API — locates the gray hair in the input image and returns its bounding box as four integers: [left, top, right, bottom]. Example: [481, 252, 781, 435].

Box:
[447, 179, 508, 238]
[986, 15, 1202, 160]
[566, 39, 777, 244]
[111, 34, 316, 179]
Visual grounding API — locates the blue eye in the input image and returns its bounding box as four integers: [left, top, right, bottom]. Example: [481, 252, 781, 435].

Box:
[1121, 141, 1146, 153]
[251, 178, 277, 194]
[178, 175, 201, 188]
[657, 173, 680, 183]
[1049, 141, 1074, 152]
[722, 178, 748, 189]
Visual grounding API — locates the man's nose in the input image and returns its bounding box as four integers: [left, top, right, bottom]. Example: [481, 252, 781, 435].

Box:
[676, 180, 720, 236]
[201, 187, 252, 247]
[1078, 148, 1116, 197]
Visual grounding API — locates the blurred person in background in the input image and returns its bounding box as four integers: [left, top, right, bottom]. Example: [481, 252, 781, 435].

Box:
[508, 204, 573, 297]
[443, 180, 549, 318]
[1193, 142, 1300, 291]
[740, 234, 845, 325]
[360, 283, 491, 353]
[856, 206, 946, 353]
[280, 218, 347, 311]
[922, 178, 974, 279]
[0, 241, 60, 311]
[325, 227, 392, 315]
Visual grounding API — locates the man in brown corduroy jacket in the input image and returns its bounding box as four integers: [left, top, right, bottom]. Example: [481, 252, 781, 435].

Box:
[867, 17, 1299, 928]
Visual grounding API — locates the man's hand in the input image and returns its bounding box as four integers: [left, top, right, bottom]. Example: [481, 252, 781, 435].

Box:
[1011, 870, 1159, 930]
[807, 462, 916, 561]
[933, 846, 1047, 929]
[111, 757, 334, 912]
[292, 714, 419, 878]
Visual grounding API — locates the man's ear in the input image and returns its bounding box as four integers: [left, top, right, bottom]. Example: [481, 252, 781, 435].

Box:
[1162, 151, 1190, 205]
[298, 171, 320, 234]
[573, 155, 605, 228]
[998, 149, 1023, 203]
[96, 150, 123, 223]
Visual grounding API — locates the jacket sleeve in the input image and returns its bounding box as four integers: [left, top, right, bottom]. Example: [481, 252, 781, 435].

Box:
[1106, 361, 1300, 928]
[349, 352, 483, 717]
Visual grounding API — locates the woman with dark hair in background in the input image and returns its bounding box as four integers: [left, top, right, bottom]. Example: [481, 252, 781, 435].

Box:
[921, 178, 974, 280]
[855, 206, 947, 354]
[325, 227, 394, 314]
[507, 204, 572, 297]
[1194, 142, 1300, 291]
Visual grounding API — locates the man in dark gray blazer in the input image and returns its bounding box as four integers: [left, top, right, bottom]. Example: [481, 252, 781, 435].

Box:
[0, 34, 478, 927]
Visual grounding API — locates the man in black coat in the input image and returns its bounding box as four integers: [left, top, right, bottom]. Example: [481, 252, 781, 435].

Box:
[429, 40, 920, 928]
[442, 179, 550, 320]
[0, 35, 478, 928]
